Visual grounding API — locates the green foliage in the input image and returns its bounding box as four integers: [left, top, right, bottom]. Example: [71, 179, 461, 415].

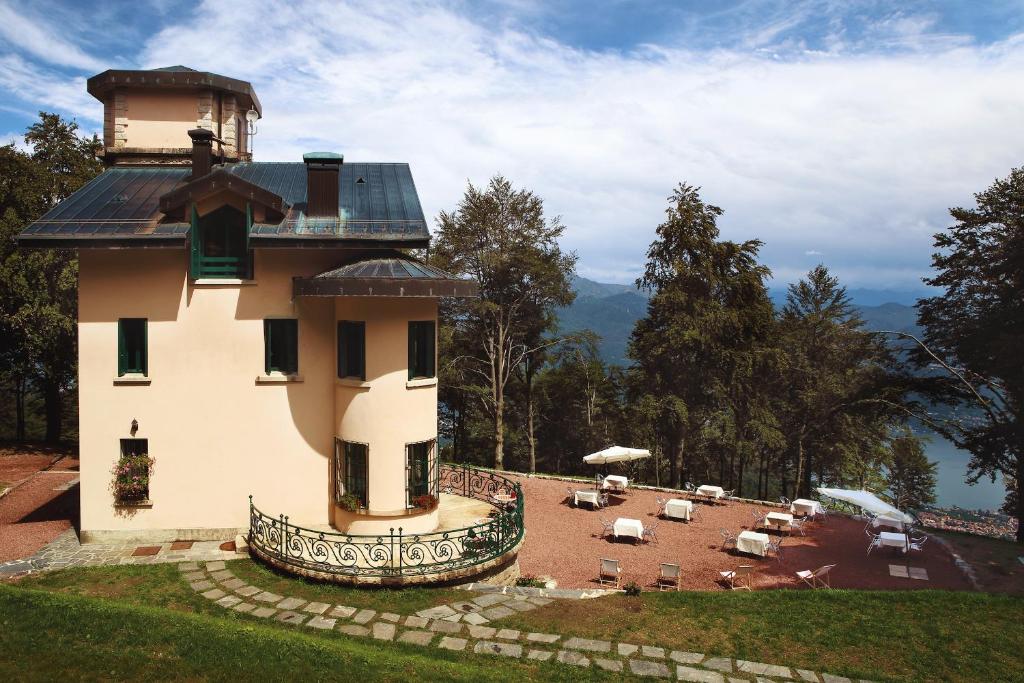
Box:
[886, 432, 937, 509]
[0, 113, 102, 442]
[515, 575, 546, 588]
[623, 581, 642, 596]
[337, 493, 361, 512]
[915, 166, 1024, 540]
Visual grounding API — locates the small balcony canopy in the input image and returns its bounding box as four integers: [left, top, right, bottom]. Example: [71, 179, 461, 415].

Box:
[293, 251, 478, 298]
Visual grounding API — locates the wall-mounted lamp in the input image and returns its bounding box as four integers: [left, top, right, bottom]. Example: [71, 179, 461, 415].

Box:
[130, 419, 138, 436]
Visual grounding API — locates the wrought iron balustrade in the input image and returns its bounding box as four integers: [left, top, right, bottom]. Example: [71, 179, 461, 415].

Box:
[249, 463, 523, 581]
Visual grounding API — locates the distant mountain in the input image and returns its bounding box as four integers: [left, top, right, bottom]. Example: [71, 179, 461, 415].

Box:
[558, 276, 921, 366]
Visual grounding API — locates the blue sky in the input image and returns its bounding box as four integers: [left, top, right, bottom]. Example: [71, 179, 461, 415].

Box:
[2, 0, 1023, 294]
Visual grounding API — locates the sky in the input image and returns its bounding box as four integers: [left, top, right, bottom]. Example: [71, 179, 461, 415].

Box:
[1, 0, 1023, 293]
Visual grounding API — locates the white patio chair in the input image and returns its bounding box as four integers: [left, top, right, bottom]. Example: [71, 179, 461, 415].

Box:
[816, 502, 830, 521]
[719, 564, 754, 590]
[790, 518, 807, 536]
[684, 481, 696, 499]
[599, 518, 614, 538]
[779, 496, 791, 505]
[719, 528, 737, 551]
[796, 563, 837, 589]
[866, 531, 883, 555]
[658, 563, 681, 591]
[908, 534, 928, 552]
[655, 496, 667, 516]
[751, 509, 767, 529]
[767, 536, 785, 562]
[642, 521, 659, 544]
[720, 489, 734, 503]
[690, 502, 704, 522]
[598, 558, 622, 587]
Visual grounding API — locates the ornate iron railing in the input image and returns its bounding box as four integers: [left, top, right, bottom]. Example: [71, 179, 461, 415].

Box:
[249, 463, 523, 581]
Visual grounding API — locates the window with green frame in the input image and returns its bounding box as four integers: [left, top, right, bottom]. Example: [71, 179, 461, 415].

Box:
[406, 440, 435, 503]
[117, 318, 147, 376]
[408, 320, 436, 380]
[334, 440, 368, 508]
[190, 203, 252, 279]
[337, 321, 366, 380]
[263, 319, 298, 374]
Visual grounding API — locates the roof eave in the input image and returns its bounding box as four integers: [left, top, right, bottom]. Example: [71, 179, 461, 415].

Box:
[294, 276, 478, 298]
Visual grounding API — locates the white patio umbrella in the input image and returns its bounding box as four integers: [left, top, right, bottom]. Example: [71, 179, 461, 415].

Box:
[816, 487, 915, 523]
[583, 446, 651, 465]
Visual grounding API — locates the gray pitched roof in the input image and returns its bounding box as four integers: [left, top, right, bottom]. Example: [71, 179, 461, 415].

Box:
[18, 161, 429, 248]
[293, 251, 478, 298]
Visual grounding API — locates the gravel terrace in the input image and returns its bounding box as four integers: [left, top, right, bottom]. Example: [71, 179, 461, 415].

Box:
[510, 474, 971, 591]
[0, 450, 80, 563]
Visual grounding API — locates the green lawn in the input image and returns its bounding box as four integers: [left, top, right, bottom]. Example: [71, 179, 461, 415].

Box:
[500, 589, 1024, 682]
[0, 585, 617, 682]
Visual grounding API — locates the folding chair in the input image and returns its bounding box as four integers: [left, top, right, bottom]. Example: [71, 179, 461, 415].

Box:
[598, 558, 622, 587]
[795, 563, 837, 589]
[657, 563, 681, 591]
[719, 564, 754, 590]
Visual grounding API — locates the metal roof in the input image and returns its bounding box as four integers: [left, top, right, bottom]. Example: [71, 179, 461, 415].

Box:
[294, 251, 478, 298]
[87, 66, 262, 116]
[18, 168, 190, 243]
[18, 161, 429, 247]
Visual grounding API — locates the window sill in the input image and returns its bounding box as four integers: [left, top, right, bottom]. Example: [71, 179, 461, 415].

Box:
[336, 377, 371, 389]
[115, 499, 153, 508]
[406, 377, 438, 389]
[191, 279, 258, 286]
[256, 374, 304, 384]
[113, 375, 151, 385]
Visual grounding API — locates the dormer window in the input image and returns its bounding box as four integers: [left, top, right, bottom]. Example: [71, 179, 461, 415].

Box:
[190, 204, 252, 279]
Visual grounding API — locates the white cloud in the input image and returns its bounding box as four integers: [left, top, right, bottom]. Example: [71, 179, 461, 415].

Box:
[805, 250, 824, 256]
[0, 1, 107, 71]
[7, 0, 1024, 290]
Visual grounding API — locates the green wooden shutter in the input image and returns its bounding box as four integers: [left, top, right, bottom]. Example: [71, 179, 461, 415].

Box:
[408, 322, 416, 380]
[286, 320, 298, 374]
[357, 322, 366, 381]
[336, 322, 344, 379]
[117, 319, 127, 377]
[263, 319, 272, 374]
[141, 319, 148, 376]
[426, 321, 436, 378]
[245, 202, 253, 279]
[189, 205, 201, 277]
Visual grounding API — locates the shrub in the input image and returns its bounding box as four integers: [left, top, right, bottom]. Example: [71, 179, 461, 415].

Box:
[111, 453, 154, 502]
[515, 575, 545, 588]
[623, 581, 642, 596]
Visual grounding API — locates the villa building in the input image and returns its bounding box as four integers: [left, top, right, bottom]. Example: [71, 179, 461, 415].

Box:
[16, 67, 505, 574]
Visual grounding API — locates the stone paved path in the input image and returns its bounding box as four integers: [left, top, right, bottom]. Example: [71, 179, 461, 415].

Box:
[181, 560, 879, 683]
[0, 529, 239, 579]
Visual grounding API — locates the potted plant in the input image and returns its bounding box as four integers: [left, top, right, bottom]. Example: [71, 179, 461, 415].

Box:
[112, 453, 154, 503]
[337, 493, 361, 512]
[411, 493, 438, 511]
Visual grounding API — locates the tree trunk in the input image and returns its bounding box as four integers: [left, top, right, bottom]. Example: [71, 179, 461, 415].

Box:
[494, 393, 505, 470]
[14, 378, 26, 442]
[793, 423, 808, 498]
[674, 428, 685, 489]
[525, 364, 537, 474]
[1016, 454, 1023, 544]
[43, 376, 62, 443]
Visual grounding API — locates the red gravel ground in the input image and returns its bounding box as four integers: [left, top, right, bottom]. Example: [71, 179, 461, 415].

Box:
[0, 447, 80, 563]
[511, 474, 971, 592]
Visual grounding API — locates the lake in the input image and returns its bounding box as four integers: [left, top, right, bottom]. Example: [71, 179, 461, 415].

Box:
[925, 435, 1005, 511]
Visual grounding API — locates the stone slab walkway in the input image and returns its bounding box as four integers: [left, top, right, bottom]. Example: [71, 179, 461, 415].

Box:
[0, 528, 239, 579]
[181, 560, 878, 683]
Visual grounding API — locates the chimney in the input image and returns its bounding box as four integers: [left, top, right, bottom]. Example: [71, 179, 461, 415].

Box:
[188, 128, 216, 179]
[303, 152, 343, 216]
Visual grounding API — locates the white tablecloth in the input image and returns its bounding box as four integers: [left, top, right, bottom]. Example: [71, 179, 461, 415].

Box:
[613, 517, 644, 541]
[879, 531, 908, 552]
[604, 475, 629, 490]
[574, 490, 600, 507]
[765, 512, 794, 531]
[872, 516, 906, 531]
[664, 499, 692, 520]
[696, 485, 724, 499]
[791, 499, 821, 516]
[736, 530, 770, 556]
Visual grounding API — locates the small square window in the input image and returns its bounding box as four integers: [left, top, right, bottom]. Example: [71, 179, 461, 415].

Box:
[118, 318, 147, 376]
[116, 438, 151, 503]
[337, 321, 366, 380]
[408, 321, 435, 380]
[264, 319, 298, 375]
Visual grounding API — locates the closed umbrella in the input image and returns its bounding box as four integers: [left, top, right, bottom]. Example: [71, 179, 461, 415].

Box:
[816, 487, 915, 523]
[583, 446, 651, 465]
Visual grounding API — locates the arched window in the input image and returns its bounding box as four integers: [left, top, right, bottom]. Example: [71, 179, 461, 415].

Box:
[190, 204, 251, 279]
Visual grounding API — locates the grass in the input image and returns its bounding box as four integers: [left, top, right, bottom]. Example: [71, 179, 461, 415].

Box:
[14, 559, 463, 616]
[500, 589, 1024, 682]
[0, 585, 621, 682]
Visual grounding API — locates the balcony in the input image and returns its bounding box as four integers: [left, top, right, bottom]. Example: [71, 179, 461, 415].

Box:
[248, 464, 523, 586]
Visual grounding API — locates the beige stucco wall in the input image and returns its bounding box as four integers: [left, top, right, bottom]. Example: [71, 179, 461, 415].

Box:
[120, 90, 199, 149]
[332, 297, 439, 534]
[79, 247, 432, 540]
